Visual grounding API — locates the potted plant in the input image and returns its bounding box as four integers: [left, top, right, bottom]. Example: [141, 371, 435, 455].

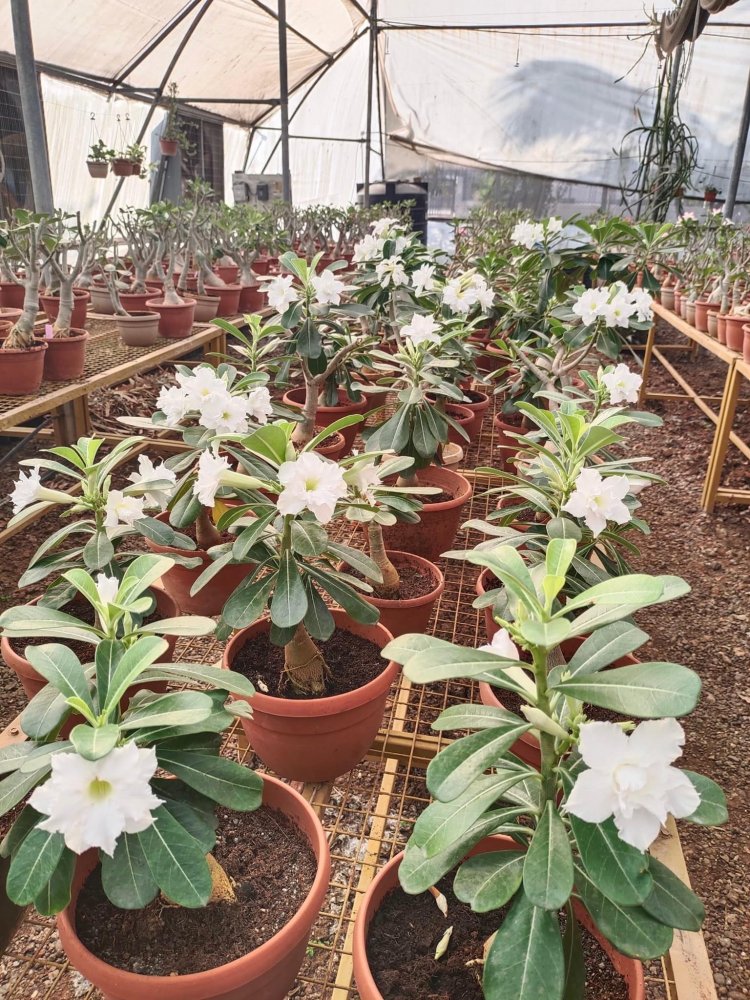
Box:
[103, 266, 160, 346]
[0, 211, 50, 395]
[703, 183, 720, 203]
[144, 202, 197, 338]
[360, 548, 727, 1000]
[158, 83, 195, 157]
[86, 139, 114, 179]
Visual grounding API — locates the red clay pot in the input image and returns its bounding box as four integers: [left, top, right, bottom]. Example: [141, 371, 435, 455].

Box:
[340, 550, 444, 638]
[58, 774, 331, 1000]
[0, 320, 11, 340]
[381, 465, 473, 562]
[694, 299, 711, 333]
[40, 288, 90, 330]
[660, 286, 675, 312]
[206, 284, 242, 317]
[440, 402, 473, 445]
[313, 428, 347, 461]
[717, 314, 727, 345]
[253, 257, 271, 276]
[743, 324, 750, 364]
[223, 611, 396, 782]
[476, 565, 501, 643]
[0, 341, 47, 395]
[145, 297, 196, 339]
[0, 282, 26, 309]
[159, 137, 178, 157]
[142, 511, 253, 615]
[493, 412, 526, 472]
[283, 386, 369, 455]
[459, 389, 491, 440]
[724, 315, 746, 353]
[214, 265, 240, 284]
[0, 307, 23, 327]
[120, 291, 153, 313]
[685, 301, 696, 327]
[43, 330, 89, 381]
[238, 285, 267, 313]
[353, 837, 645, 1000]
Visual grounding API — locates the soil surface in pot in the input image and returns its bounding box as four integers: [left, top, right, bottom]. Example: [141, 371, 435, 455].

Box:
[231, 629, 385, 699]
[366, 868, 628, 1000]
[349, 563, 436, 601]
[75, 804, 317, 976]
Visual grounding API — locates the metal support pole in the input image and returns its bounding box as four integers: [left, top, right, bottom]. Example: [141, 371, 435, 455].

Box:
[278, 0, 292, 204]
[724, 64, 750, 219]
[363, 0, 377, 207]
[11, 0, 54, 212]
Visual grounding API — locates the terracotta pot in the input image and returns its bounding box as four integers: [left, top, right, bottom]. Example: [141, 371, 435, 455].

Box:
[0, 307, 23, 327]
[707, 310, 719, 339]
[441, 402, 474, 445]
[0, 282, 25, 309]
[704, 190, 717, 203]
[494, 412, 526, 472]
[724, 314, 746, 353]
[145, 297, 196, 339]
[130, 160, 143, 176]
[476, 565, 501, 643]
[743, 324, 750, 364]
[111, 158, 132, 177]
[476, 340, 508, 374]
[144, 279, 164, 295]
[119, 291, 152, 313]
[238, 285, 266, 313]
[40, 288, 90, 329]
[679, 298, 688, 320]
[192, 293, 220, 323]
[159, 137, 178, 157]
[0, 320, 11, 341]
[223, 611, 396, 782]
[43, 330, 89, 381]
[58, 774, 330, 1000]
[660, 286, 675, 312]
[381, 465, 473, 562]
[116, 311, 160, 347]
[673, 290, 682, 313]
[685, 301, 696, 327]
[283, 386, 369, 455]
[1, 589, 179, 702]
[214, 265, 240, 284]
[89, 284, 115, 314]
[693, 299, 710, 332]
[253, 257, 271, 276]
[206, 284, 242, 317]
[0, 341, 47, 395]
[313, 428, 347, 461]
[86, 161, 108, 179]
[717, 314, 727, 345]
[340, 550, 444, 638]
[458, 389, 491, 440]
[353, 837, 645, 1000]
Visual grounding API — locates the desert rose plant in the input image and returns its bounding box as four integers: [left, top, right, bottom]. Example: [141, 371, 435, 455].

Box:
[383, 543, 727, 1000]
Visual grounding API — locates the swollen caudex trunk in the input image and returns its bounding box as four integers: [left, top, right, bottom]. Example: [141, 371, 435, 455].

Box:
[195, 506, 222, 550]
[367, 522, 401, 598]
[239, 260, 257, 288]
[3, 275, 40, 351]
[291, 380, 318, 447]
[283, 623, 330, 695]
[130, 261, 148, 294]
[53, 278, 75, 338]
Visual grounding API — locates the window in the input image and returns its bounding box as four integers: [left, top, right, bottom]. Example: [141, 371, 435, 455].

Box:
[0, 64, 34, 218]
[177, 113, 224, 200]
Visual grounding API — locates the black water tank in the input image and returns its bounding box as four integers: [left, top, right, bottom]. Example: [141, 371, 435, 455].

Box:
[357, 180, 428, 242]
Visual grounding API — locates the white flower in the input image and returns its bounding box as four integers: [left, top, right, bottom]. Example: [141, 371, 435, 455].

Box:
[412, 263, 436, 297]
[127, 455, 177, 508]
[376, 257, 408, 289]
[353, 234, 382, 263]
[266, 274, 299, 314]
[157, 384, 192, 424]
[679, 211, 696, 222]
[246, 386, 273, 425]
[343, 460, 383, 501]
[199, 390, 251, 435]
[572, 288, 606, 324]
[630, 287, 654, 322]
[177, 366, 228, 408]
[394, 234, 413, 255]
[277, 451, 347, 524]
[442, 274, 478, 315]
[104, 490, 146, 529]
[194, 449, 232, 507]
[472, 274, 495, 312]
[627, 476, 652, 495]
[479, 628, 519, 660]
[600, 291, 637, 328]
[402, 313, 441, 347]
[371, 216, 400, 238]
[602, 363, 643, 405]
[511, 220, 545, 249]
[562, 468, 631, 537]
[546, 216, 563, 235]
[95, 574, 119, 606]
[10, 467, 42, 514]
[310, 269, 348, 306]
[29, 743, 161, 856]
[566, 719, 700, 851]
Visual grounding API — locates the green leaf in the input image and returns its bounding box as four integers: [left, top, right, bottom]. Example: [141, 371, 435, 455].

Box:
[138, 807, 212, 908]
[221, 571, 275, 629]
[156, 750, 263, 811]
[0, 605, 97, 645]
[570, 814, 652, 906]
[401, 643, 530, 693]
[139, 615, 216, 637]
[682, 771, 728, 825]
[104, 635, 168, 714]
[0, 743, 38, 775]
[20, 682, 71, 740]
[0, 805, 41, 858]
[427, 723, 532, 802]
[82, 530, 115, 570]
[231, 510, 276, 560]
[561, 902, 585, 1000]
[33, 847, 75, 916]
[483, 891, 564, 1000]
[431, 703, 525, 732]
[302, 576, 336, 641]
[642, 857, 704, 931]
[290, 519, 328, 557]
[101, 831, 159, 909]
[7, 828, 66, 905]
[305, 565, 380, 625]
[120, 691, 214, 730]
[545, 538, 577, 580]
[138, 662, 256, 698]
[70, 723, 120, 761]
[24, 644, 94, 712]
[188, 549, 235, 597]
[523, 802, 574, 910]
[241, 422, 291, 465]
[565, 623, 648, 678]
[135, 516, 196, 550]
[454, 850, 525, 912]
[95, 640, 124, 712]
[0, 768, 50, 819]
[561, 574, 664, 614]
[160, 798, 218, 853]
[468, 547, 543, 616]
[271, 549, 308, 628]
[517, 618, 572, 650]
[552, 662, 701, 718]
[326, 541, 383, 583]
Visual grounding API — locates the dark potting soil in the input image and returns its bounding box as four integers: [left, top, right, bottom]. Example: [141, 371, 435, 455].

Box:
[75, 804, 317, 977]
[420, 489, 455, 505]
[230, 628, 387, 700]
[349, 562, 436, 601]
[366, 868, 628, 1000]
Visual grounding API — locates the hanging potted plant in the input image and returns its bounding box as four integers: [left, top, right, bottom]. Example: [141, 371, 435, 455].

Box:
[703, 183, 720, 203]
[158, 83, 195, 157]
[0, 212, 49, 395]
[86, 139, 114, 179]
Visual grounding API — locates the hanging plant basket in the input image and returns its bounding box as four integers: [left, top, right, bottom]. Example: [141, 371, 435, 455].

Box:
[86, 161, 108, 179]
[111, 158, 133, 177]
[159, 138, 179, 157]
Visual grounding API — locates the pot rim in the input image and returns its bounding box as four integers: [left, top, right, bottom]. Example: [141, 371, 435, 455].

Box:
[145, 297, 197, 309]
[406, 465, 472, 512]
[46, 329, 89, 344]
[116, 310, 160, 322]
[340, 550, 444, 609]
[0, 341, 47, 355]
[283, 385, 370, 414]
[57, 773, 331, 996]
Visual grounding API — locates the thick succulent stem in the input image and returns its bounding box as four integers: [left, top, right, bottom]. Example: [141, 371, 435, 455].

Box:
[282, 622, 329, 695]
[367, 522, 401, 597]
[53, 277, 75, 337]
[291, 374, 318, 446]
[195, 505, 223, 550]
[3, 276, 40, 350]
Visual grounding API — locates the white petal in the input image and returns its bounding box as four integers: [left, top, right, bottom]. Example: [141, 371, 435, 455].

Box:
[577, 721, 629, 767]
[566, 769, 619, 824]
[627, 718, 686, 766]
[612, 806, 661, 851]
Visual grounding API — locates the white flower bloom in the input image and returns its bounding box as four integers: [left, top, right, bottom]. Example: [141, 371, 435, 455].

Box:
[412, 263, 436, 297]
[177, 366, 228, 409]
[104, 490, 146, 529]
[394, 234, 413, 255]
[95, 574, 119, 606]
[310, 269, 348, 306]
[199, 390, 251, 435]
[472, 274, 495, 312]
[479, 628, 519, 660]
[600, 291, 637, 328]
[562, 468, 631, 537]
[371, 216, 400, 238]
[376, 257, 408, 289]
[344, 460, 383, 501]
[442, 274, 478, 315]
[10, 467, 43, 514]
[127, 455, 177, 509]
[352, 233, 382, 263]
[679, 211, 696, 222]
[246, 386, 273, 425]
[566, 719, 700, 851]
[30, 743, 161, 856]
[627, 476, 652, 496]
[630, 287, 654, 323]
[602, 363, 643, 405]
[194, 449, 232, 507]
[402, 313, 441, 347]
[511, 220, 545, 249]
[266, 274, 299, 314]
[546, 216, 564, 235]
[157, 384, 192, 424]
[572, 287, 606, 324]
[277, 451, 347, 524]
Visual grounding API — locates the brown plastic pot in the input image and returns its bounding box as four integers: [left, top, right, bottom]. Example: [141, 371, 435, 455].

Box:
[717, 313, 727, 344]
[313, 428, 347, 461]
[119, 291, 152, 313]
[743, 324, 750, 364]
[223, 611, 397, 782]
[340, 551, 444, 638]
[493, 412, 527, 472]
[40, 288, 90, 329]
[724, 314, 746, 353]
[0, 341, 47, 396]
[0, 282, 25, 309]
[253, 256, 271, 276]
[116, 311, 160, 347]
[352, 836, 645, 1000]
[86, 161, 108, 179]
[58, 774, 331, 1000]
[0, 307, 23, 327]
[283, 386, 369, 455]
[381, 465, 473, 562]
[145, 297, 196, 339]
[458, 389, 490, 440]
[214, 264, 240, 284]
[693, 298, 717, 333]
[238, 284, 266, 313]
[0, 320, 11, 341]
[192, 292, 220, 323]
[159, 137, 178, 157]
[111, 158, 132, 177]
[89, 284, 115, 314]
[660, 286, 675, 312]
[43, 330, 89, 381]
[206, 284, 242, 317]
